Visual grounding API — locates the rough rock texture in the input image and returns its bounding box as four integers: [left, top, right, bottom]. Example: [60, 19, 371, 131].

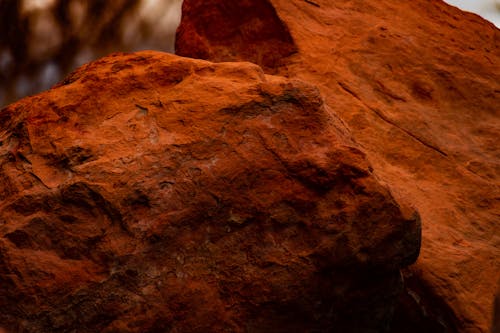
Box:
[0, 52, 420, 332]
[176, 0, 500, 332]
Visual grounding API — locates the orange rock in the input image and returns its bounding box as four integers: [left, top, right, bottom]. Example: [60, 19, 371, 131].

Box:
[175, 0, 500, 332]
[0, 52, 419, 332]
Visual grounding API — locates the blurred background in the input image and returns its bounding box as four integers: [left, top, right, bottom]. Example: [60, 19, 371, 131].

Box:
[0, 0, 183, 107]
[0, 0, 498, 107]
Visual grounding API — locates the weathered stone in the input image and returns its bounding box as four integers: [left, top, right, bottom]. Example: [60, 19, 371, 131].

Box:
[0, 51, 420, 332]
[176, 0, 500, 332]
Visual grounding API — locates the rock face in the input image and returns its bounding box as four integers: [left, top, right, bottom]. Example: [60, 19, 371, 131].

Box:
[0, 52, 420, 332]
[176, 0, 500, 332]
[175, 0, 296, 72]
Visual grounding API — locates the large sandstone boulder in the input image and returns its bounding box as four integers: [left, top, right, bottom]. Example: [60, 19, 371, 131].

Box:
[176, 0, 500, 332]
[0, 51, 420, 332]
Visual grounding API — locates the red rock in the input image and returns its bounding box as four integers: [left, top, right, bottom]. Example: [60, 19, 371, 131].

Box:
[175, 0, 296, 72]
[176, 0, 500, 332]
[0, 52, 419, 332]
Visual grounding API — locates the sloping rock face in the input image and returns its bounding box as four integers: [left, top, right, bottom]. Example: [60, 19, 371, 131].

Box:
[176, 0, 500, 332]
[0, 51, 420, 332]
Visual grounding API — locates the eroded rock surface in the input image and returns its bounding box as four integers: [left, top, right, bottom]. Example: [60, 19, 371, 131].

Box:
[0, 51, 420, 332]
[176, 1, 500, 332]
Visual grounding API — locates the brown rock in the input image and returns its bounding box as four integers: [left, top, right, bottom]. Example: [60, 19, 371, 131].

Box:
[0, 52, 420, 332]
[492, 280, 500, 333]
[176, 0, 500, 332]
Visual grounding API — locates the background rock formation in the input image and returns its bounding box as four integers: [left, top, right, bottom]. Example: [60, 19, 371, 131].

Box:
[175, 0, 297, 72]
[0, 52, 420, 332]
[176, 0, 500, 332]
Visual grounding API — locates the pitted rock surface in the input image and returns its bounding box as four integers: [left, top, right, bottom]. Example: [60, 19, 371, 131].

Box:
[0, 51, 420, 332]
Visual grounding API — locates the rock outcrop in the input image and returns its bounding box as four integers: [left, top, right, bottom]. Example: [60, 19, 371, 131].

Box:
[0, 52, 420, 332]
[176, 0, 500, 332]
